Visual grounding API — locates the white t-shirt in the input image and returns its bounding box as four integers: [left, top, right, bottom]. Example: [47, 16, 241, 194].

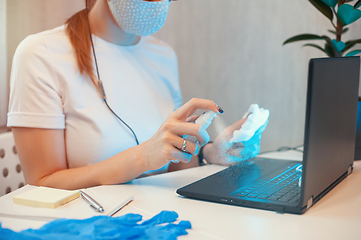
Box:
[7, 25, 182, 170]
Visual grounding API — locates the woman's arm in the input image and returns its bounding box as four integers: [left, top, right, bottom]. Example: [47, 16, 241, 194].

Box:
[13, 98, 221, 190]
[12, 127, 149, 190]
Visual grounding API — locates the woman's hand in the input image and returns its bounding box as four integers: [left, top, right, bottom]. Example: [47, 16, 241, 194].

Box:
[203, 118, 268, 166]
[139, 98, 222, 170]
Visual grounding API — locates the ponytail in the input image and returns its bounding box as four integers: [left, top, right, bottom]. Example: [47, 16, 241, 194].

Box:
[65, 0, 98, 85]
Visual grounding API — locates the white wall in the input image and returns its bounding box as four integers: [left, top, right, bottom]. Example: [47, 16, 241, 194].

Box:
[0, 0, 7, 128]
[155, 0, 361, 151]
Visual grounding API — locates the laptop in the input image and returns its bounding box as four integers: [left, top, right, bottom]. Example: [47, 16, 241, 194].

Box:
[177, 57, 360, 214]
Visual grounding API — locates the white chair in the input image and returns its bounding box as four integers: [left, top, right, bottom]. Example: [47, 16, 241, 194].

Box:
[0, 131, 26, 197]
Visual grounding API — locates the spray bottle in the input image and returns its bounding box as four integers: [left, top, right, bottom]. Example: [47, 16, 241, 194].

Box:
[194, 110, 218, 131]
[184, 110, 218, 144]
[171, 110, 218, 163]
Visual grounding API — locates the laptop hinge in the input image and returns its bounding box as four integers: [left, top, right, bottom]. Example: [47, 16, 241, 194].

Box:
[307, 196, 313, 210]
[348, 165, 353, 175]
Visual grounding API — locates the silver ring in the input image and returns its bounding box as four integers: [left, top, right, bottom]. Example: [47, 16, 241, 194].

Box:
[181, 139, 187, 152]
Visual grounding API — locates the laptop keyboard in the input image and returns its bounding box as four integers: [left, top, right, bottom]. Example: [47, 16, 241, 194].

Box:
[233, 163, 302, 203]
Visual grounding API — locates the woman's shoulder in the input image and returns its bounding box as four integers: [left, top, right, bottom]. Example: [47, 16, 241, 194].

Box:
[15, 25, 72, 58]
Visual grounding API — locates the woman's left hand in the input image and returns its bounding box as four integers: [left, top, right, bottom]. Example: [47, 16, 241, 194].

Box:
[203, 118, 268, 165]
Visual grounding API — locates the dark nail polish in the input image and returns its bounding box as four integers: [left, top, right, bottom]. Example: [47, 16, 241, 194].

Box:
[218, 106, 224, 114]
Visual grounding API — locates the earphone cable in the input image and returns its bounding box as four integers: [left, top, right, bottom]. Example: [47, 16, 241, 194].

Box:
[85, 1, 139, 145]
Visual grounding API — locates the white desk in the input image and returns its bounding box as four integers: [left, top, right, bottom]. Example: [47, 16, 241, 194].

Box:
[1, 151, 361, 240]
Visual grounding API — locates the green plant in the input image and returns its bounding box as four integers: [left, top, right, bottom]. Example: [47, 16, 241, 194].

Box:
[283, 0, 361, 57]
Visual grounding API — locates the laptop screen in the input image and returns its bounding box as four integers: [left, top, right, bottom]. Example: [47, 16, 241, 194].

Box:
[301, 57, 360, 207]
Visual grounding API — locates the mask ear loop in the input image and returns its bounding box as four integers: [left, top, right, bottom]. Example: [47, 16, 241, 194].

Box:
[85, 0, 139, 145]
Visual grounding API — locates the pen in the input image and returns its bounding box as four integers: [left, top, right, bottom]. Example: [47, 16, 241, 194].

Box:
[79, 190, 104, 213]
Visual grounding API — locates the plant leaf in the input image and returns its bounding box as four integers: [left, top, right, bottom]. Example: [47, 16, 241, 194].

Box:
[321, 0, 338, 8]
[337, 4, 361, 26]
[309, 0, 334, 20]
[342, 38, 361, 52]
[325, 43, 336, 57]
[303, 43, 329, 55]
[345, 50, 361, 56]
[283, 34, 329, 45]
[355, 0, 361, 9]
[328, 27, 349, 35]
[331, 39, 346, 52]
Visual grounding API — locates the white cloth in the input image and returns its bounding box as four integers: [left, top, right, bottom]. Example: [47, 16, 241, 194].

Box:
[229, 104, 269, 143]
[7, 25, 182, 170]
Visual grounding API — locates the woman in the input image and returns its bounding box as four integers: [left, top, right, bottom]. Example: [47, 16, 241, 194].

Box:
[7, 0, 254, 190]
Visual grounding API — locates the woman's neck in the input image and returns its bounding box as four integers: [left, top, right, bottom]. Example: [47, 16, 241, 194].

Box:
[88, 0, 140, 46]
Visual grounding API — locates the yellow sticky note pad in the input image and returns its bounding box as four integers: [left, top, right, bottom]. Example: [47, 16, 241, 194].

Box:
[13, 187, 80, 208]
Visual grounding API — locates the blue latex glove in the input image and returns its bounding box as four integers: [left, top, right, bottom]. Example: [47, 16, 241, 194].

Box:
[0, 211, 191, 240]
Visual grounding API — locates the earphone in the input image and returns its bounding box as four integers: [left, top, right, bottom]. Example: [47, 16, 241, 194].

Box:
[85, 1, 139, 145]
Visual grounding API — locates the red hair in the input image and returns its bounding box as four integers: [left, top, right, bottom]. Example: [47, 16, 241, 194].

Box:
[65, 0, 98, 85]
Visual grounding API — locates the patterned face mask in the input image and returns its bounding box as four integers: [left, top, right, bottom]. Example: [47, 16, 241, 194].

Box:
[107, 0, 171, 37]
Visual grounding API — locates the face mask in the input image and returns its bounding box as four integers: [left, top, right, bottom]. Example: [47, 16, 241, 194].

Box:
[107, 0, 170, 37]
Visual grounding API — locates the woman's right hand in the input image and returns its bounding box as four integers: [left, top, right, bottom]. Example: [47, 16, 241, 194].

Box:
[139, 98, 223, 170]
